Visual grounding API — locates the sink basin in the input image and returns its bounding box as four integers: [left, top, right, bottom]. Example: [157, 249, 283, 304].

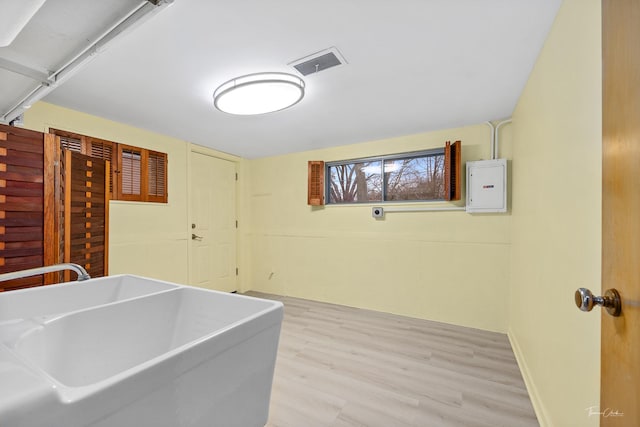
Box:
[0, 275, 177, 323]
[0, 275, 283, 427]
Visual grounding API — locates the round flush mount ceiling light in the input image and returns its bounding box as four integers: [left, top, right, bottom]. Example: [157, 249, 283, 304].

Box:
[213, 72, 305, 115]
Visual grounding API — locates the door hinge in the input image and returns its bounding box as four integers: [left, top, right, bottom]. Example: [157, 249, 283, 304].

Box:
[235, 173, 238, 181]
[235, 220, 238, 228]
[236, 267, 238, 276]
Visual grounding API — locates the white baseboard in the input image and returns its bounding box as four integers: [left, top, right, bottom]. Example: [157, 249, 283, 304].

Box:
[508, 329, 551, 427]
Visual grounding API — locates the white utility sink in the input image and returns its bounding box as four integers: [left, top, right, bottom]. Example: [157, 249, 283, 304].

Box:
[0, 275, 283, 427]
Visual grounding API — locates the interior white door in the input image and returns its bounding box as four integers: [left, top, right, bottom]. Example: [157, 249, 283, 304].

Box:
[189, 152, 237, 292]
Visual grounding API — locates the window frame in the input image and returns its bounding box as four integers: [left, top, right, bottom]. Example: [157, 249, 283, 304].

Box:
[325, 148, 447, 205]
[50, 128, 167, 203]
[51, 129, 119, 199]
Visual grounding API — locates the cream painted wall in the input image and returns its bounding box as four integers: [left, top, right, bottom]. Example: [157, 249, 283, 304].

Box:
[24, 102, 241, 285]
[508, 0, 601, 426]
[244, 123, 513, 332]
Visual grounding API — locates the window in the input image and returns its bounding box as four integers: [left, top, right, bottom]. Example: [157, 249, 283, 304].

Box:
[51, 129, 167, 203]
[54, 129, 118, 197]
[308, 141, 461, 205]
[385, 154, 444, 201]
[328, 159, 382, 203]
[118, 145, 142, 201]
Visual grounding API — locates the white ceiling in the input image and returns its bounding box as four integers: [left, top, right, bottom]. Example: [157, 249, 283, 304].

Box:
[0, 0, 143, 120]
[5, 0, 563, 159]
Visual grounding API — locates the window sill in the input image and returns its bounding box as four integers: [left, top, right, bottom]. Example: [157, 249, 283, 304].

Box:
[109, 200, 169, 206]
[324, 200, 461, 207]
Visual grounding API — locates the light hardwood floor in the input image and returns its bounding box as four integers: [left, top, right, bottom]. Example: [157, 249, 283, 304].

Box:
[244, 292, 538, 427]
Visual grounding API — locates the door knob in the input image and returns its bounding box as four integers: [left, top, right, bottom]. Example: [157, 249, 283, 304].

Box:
[191, 233, 203, 241]
[575, 288, 621, 316]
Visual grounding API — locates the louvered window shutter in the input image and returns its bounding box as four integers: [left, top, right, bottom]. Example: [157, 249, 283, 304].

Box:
[50, 129, 167, 204]
[59, 135, 83, 153]
[444, 140, 462, 201]
[87, 138, 117, 197]
[63, 151, 109, 279]
[308, 161, 325, 206]
[118, 145, 143, 201]
[147, 150, 167, 203]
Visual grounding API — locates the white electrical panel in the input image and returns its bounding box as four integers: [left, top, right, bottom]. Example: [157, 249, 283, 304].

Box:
[466, 159, 507, 213]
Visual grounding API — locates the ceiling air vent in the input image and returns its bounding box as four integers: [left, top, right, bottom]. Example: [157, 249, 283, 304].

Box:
[290, 47, 347, 76]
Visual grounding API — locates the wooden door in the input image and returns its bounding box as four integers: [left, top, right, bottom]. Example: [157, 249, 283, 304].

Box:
[189, 152, 237, 292]
[601, 0, 640, 424]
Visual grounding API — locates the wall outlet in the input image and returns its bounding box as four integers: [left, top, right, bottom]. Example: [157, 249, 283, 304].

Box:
[372, 207, 384, 218]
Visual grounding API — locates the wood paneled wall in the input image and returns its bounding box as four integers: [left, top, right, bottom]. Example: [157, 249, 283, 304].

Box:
[0, 126, 48, 290]
[0, 124, 108, 290]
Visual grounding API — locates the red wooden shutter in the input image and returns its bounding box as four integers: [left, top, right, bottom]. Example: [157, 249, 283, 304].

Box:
[87, 137, 117, 198]
[444, 140, 461, 201]
[0, 125, 46, 290]
[58, 141, 67, 282]
[308, 161, 325, 206]
[43, 134, 62, 285]
[63, 150, 109, 280]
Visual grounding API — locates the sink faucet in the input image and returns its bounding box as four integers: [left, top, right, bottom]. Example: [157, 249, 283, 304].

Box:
[0, 263, 91, 283]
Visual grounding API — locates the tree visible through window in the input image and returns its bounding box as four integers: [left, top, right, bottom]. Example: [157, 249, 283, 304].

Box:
[329, 160, 382, 203]
[316, 141, 460, 204]
[385, 155, 445, 201]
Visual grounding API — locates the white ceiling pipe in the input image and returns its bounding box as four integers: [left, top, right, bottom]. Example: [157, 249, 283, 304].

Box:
[0, 57, 51, 85]
[495, 119, 513, 159]
[2, 0, 151, 122]
[485, 121, 496, 159]
[383, 206, 466, 213]
[1, 0, 173, 124]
